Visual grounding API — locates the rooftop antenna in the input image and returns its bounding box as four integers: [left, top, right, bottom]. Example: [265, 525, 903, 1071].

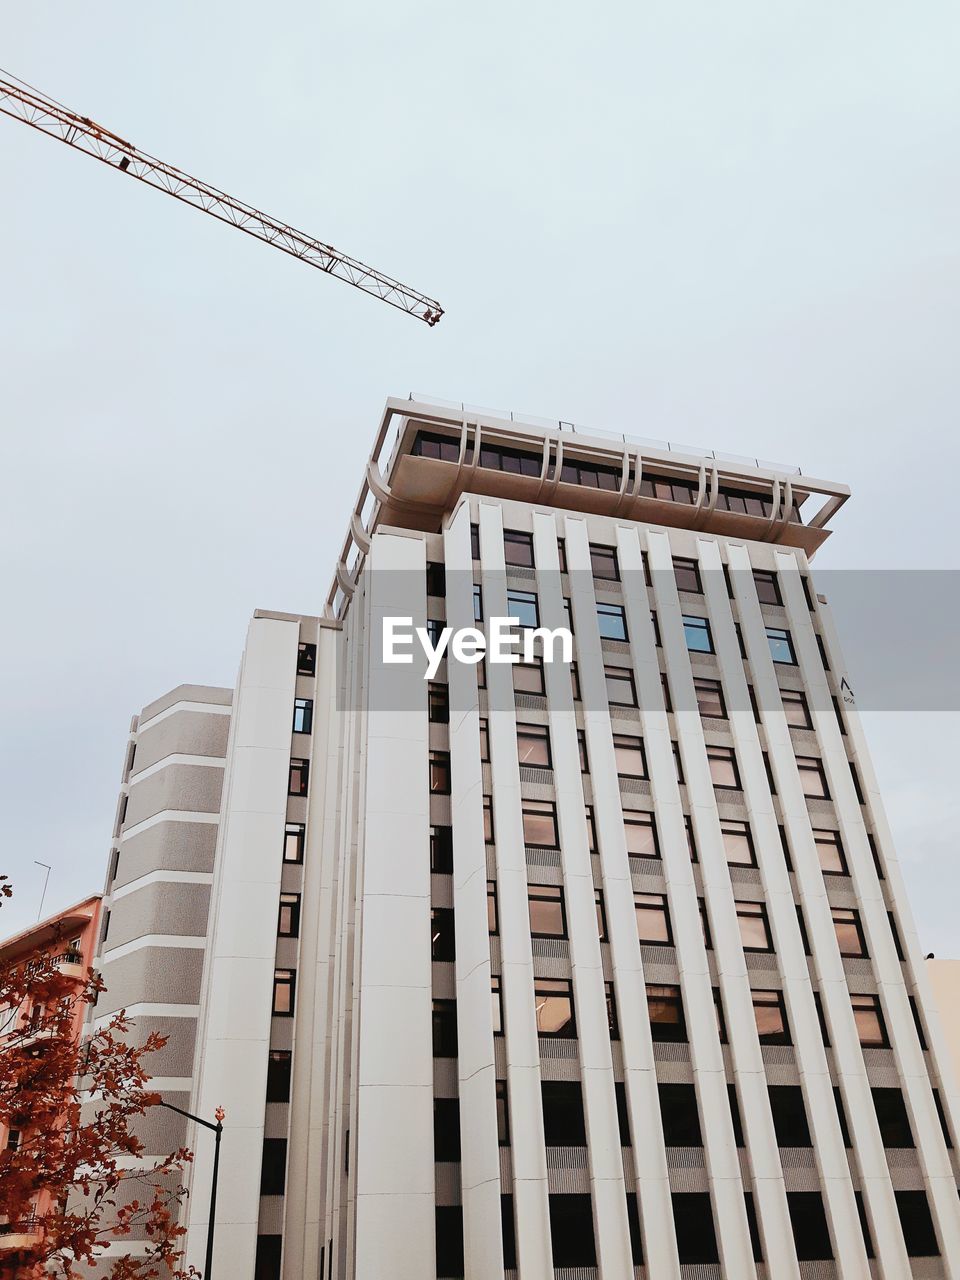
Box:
[34, 860, 52, 922]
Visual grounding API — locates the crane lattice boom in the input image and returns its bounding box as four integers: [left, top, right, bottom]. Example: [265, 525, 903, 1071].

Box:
[0, 72, 443, 325]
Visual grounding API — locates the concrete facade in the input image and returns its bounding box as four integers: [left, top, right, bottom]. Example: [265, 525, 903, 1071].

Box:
[88, 398, 960, 1280]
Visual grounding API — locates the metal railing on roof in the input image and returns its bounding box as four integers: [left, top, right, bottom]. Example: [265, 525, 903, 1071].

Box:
[408, 392, 802, 476]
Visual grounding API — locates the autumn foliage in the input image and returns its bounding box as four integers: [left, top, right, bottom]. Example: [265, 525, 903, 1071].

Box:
[0, 878, 198, 1278]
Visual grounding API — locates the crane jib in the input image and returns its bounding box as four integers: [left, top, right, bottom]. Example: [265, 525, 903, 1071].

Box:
[0, 73, 443, 325]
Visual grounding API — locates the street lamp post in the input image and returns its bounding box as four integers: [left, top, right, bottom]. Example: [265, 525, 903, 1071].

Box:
[156, 1100, 224, 1279]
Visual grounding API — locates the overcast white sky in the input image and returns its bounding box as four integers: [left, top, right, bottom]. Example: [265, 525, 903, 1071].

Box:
[1, 3, 958, 951]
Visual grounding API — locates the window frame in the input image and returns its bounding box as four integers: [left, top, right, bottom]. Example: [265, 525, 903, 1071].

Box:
[682, 614, 714, 653]
[278, 892, 301, 938]
[752, 989, 791, 1045]
[736, 900, 774, 953]
[534, 977, 576, 1038]
[673, 557, 703, 594]
[604, 665, 638, 706]
[521, 799, 559, 848]
[293, 697, 314, 734]
[503, 529, 535, 568]
[635, 892, 673, 946]
[528, 884, 568, 939]
[597, 601, 629, 641]
[517, 722, 552, 769]
[283, 822, 305, 864]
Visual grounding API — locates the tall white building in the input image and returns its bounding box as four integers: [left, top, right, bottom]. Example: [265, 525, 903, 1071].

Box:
[91, 396, 960, 1280]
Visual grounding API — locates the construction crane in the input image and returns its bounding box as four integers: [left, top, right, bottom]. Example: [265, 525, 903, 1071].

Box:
[0, 69, 444, 326]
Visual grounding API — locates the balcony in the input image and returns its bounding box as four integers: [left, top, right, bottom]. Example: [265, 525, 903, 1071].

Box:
[0, 1215, 42, 1252]
[51, 949, 85, 981]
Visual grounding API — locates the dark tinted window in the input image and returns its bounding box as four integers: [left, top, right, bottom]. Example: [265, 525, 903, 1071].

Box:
[787, 1192, 833, 1261]
[541, 1082, 586, 1146]
[549, 1194, 596, 1267]
[672, 1193, 719, 1265]
[266, 1050, 291, 1103]
[768, 1086, 812, 1146]
[896, 1190, 939, 1257]
[260, 1138, 287, 1195]
[873, 1088, 914, 1148]
[659, 1083, 702, 1146]
[435, 1206, 464, 1277]
[433, 1097, 461, 1161]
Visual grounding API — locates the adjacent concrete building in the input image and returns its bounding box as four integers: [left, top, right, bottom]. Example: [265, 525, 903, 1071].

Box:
[91, 396, 960, 1280]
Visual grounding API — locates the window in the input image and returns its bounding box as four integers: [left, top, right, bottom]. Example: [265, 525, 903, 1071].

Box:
[896, 1190, 940, 1257]
[909, 996, 928, 1050]
[278, 893, 301, 938]
[625, 813, 659, 858]
[613, 734, 647, 778]
[690, 899, 710, 952]
[503, 530, 534, 567]
[685, 816, 697, 862]
[534, 978, 576, 1037]
[514, 658, 545, 695]
[5, 1130, 21, 1152]
[288, 758, 309, 796]
[472, 583, 483, 622]
[517, 723, 551, 768]
[433, 1097, 461, 1162]
[728, 1083, 745, 1145]
[431, 825, 453, 873]
[626, 1193, 643, 1265]
[297, 642, 316, 676]
[766, 627, 796, 664]
[650, 610, 661, 646]
[260, 1138, 287, 1195]
[797, 756, 829, 798]
[640, 472, 698, 504]
[832, 907, 868, 958]
[606, 979, 619, 1038]
[850, 760, 866, 804]
[426, 561, 446, 596]
[672, 1194, 719, 1266]
[604, 665, 637, 706]
[483, 796, 494, 843]
[429, 751, 451, 794]
[721, 820, 755, 867]
[753, 568, 781, 605]
[436, 1206, 465, 1278]
[888, 912, 905, 961]
[273, 969, 295, 1016]
[578, 730, 589, 771]
[673, 557, 702, 593]
[432, 999, 458, 1057]
[427, 616, 446, 647]
[787, 1192, 833, 1261]
[852, 994, 888, 1047]
[506, 589, 539, 628]
[869, 832, 884, 879]
[584, 804, 597, 851]
[477, 441, 542, 476]
[293, 697, 313, 734]
[431, 907, 456, 961]
[478, 718, 490, 761]
[813, 992, 831, 1046]
[753, 989, 790, 1044]
[635, 893, 672, 945]
[428, 684, 449, 724]
[496, 1080, 510, 1145]
[542, 1081, 587, 1146]
[683, 614, 713, 653]
[833, 1086, 851, 1146]
[413, 430, 460, 461]
[255, 1235, 281, 1280]
[491, 977, 503, 1035]
[522, 799, 559, 847]
[616, 1082, 631, 1146]
[694, 677, 725, 718]
[737, 901, 773, 951]
[647, 984, 686, 1042]
[570, 662, 581, 700]
[873, 1088, 914, 1148]
[528, 885, 567, 938]
[817, 633, 830, 669]
[470, 523, 480, 560]
[661, 670, 672, 710]
[266, 1050, 292, 1103]
[487, 881, 498, 934]
[595, 889, 607, 940]
[769, 1086, 812, 1146]
[781, 688, 811, 728]
[590, 544, 619, 580]
[549, 1194, 596, 1268]
[597, 602, 628, 641]
[659, 1083, 702, 1146]
[557, 538, 567, 572]
[707, 745, 740, 789]
[713, 986, 726, 1040]
[814, 829, 847, 875]
[283, 822, 305, 864]
[933, 1088, 953, 1147]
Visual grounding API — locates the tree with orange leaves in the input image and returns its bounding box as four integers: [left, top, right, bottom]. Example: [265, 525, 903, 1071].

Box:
[0, 877, 199, 1278]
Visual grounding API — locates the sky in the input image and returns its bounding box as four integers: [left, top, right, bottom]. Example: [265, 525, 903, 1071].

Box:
[1, 2, 958, 950]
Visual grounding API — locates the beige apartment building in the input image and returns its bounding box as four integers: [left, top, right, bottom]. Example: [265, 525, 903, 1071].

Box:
[89, 395, 960, 1280]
